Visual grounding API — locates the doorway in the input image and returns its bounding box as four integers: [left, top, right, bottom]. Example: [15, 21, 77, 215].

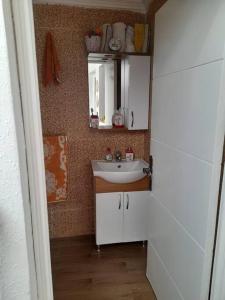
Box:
[9, 1, 225, 300]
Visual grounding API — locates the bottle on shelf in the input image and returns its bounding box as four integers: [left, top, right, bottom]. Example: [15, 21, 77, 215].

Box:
[90, 108, 99, 128]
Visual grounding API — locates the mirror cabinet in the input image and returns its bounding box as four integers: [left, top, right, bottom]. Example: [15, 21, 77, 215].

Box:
[88, 53, 150, 130]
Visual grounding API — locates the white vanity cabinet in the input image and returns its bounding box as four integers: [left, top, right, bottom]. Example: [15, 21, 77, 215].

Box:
[122, 55, 150, 130]
[96, 192, 123, 245]
[123, 192, 148, 243]
[96, 191, 148, 246]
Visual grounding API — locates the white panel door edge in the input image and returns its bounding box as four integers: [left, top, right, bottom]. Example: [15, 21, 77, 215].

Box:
[147, 1, 225, 299]
[210, 166, 225, 300]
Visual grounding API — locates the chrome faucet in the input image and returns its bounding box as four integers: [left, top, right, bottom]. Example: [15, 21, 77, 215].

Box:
[114, 149, 122, 162]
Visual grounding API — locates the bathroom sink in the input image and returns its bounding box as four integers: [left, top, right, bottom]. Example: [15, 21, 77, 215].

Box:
[91, 159, 149, 184]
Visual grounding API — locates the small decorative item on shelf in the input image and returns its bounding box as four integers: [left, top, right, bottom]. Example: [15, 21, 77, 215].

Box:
[90, 108, 99, 128]
[109, 38, 122, 52]
[134, 23, 145, 52]
[86, 22, 150, 54]
[125, 25, 135, 53]
[125, 147, 134, 161]
[105, 147, 113, 161]
[112, 108, 124, 128]
[112, 22, 126, 52]
[100, 24, 112, 52]
[85, 28, 102, 52]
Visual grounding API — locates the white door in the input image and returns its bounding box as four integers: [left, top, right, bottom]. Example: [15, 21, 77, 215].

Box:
[96, 192, 123, 245]
[123, 191, 148, 242]
[147, 1, 225, 300]
[125, 56, 150, 130]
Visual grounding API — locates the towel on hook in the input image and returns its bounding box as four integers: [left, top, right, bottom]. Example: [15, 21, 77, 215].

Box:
[43, 32, 61, 86]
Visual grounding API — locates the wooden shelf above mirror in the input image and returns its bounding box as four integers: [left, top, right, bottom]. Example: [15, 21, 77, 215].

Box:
[89, 127, 148, 133]
[88, 52, 151, 61]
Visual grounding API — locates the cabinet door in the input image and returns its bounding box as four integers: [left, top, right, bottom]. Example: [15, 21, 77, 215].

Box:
[123, 191, 148, 242]
[126, 56, 150, 130]
[96, 192, 123, 245]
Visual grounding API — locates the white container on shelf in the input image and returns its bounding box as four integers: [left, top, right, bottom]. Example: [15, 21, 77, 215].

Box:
[100, 24, 112, 52]
[85, 35, 101, 52]
[113, 22, 126, 52]
[125, 26, 135, 53]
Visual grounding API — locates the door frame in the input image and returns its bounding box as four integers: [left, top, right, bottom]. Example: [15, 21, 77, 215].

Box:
[210, 141, 225, 300]
[6, 0, 53, 299]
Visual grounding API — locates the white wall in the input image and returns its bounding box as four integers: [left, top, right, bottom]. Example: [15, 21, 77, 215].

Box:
[0, 1, 36, 299]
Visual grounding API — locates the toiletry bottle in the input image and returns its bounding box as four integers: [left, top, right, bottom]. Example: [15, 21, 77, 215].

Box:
[112, 110, 116, 127]
[105, 148, 113, 161]
[118, 108, 124, 127]
[125, 147, 134, 161]
[90, 108, 99, 128]
[112, 108, 124, 128]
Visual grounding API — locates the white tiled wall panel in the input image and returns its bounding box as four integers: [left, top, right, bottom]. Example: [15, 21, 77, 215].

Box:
[151, 139, 212, 249]
[148, 195, 204, 300]
[154, 0, 225, 77]
[147, 242, 183, 300]
[152, 61, 223, 163]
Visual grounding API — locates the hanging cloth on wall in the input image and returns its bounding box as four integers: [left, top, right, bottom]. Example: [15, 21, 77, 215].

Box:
[43, 135, 68, 203]
[43, 32, 61, 86]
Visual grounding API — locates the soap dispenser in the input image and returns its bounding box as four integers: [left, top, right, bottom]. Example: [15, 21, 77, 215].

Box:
[112, 108, 124, 128]
[125, 147, 134, 161]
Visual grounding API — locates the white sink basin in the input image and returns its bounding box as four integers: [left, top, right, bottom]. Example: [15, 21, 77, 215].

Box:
[91, 159, 149, 184]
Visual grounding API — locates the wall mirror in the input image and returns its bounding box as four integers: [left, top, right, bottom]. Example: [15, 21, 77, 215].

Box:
[88, 53, 150, 131]
[88, 53, 122, 129]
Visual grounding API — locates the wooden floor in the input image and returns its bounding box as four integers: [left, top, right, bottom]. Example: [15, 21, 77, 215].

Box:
[50, 235, 156, 300]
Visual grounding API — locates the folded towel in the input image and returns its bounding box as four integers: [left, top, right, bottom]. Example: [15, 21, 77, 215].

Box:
[43, 135, 68, 203]
[43, 32, 61, 87]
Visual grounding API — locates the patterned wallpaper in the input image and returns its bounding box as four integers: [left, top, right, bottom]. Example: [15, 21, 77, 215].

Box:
[33, 4, 150, 238]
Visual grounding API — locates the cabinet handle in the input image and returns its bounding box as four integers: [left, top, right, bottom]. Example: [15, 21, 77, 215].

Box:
[118, 194, 121, 210]
[126, 194, 129, 209]
[131, 111, 134, 127]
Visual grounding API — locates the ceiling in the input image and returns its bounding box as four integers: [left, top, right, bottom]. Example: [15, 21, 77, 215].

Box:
[32, 0, 153, 14]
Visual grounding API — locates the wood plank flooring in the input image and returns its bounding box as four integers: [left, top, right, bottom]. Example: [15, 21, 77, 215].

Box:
[50, 235, 156, 300]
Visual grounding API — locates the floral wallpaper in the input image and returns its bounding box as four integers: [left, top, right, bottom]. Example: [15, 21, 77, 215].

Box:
[33, 4, 149, 238]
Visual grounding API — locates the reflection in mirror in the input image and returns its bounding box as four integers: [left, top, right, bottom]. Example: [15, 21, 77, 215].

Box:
[88, 58, 121, 129]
